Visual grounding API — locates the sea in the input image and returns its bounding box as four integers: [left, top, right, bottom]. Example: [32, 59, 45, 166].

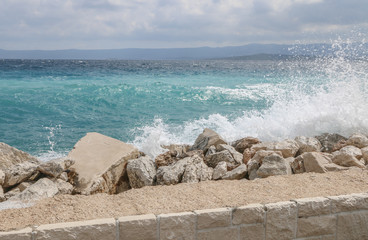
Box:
[1, 41, 368, 161]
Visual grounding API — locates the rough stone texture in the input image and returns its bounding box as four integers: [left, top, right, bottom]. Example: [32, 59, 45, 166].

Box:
[191, 128, 226, 153]
[335, 145, 363, 159]
[212, 161, 227, 180]
[18, 182, 32, 192]
[205, 150, 238, 169]
[9, 178, 59, 201]
[315, 133, 348, 153]
[332, 152, 365, 168]
[336, 211, 368, 240]
[242, 148, 255, 164]
[3, 161, 39, 188]
[156, 158, 188, 185]
[329, 192, 368, 213]
[37, 157, 75, 178]
[127, 156, 156, 188]
[234, 137, 260, 154]
[295, 136, 322, 154]
[162, 144, 190, 158]
[35, 218, 116, 240]
[197, 227, 238, 240]
[181, 156, 213, 183]
[346, 133, 368, 149]
[159, 212, 196, 240]
[119, 214, 157, 240]
[247, 150, 282, 180]
[3, 187, 20, 200]
[299, 152, 336, 173]
[232, 203, 265, 225]
[55, 179, 73, 195]
[0, 142, 39, 171]
[265, 201, 297, 240]
[296, 215, 336, 238]
[239, 224, 264, 240]
[0, 169, 4, 186]
[0, 227, 33, 240]
[251, 139, 299, 158]
[0, 185, 4, 202]
[205, 145, 217, 157]
[362, 147, 368, 164]
[195, 208, 231, 229]
[58, 172, 68, 182]
[222, 164, 247, 180]
[216, 144, 243, 165]
[155, 151, 178, 168]
[256, 153, 291, 178]
[291, 156, 306, 174]
[295, 197, 331, 217]
[68, 132, 140, 195]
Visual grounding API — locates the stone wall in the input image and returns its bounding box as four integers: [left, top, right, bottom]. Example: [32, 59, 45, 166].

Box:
[1, 192, 367, 240]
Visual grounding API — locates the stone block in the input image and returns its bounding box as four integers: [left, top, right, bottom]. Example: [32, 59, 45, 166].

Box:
[239, 224, 265, 240]
[329, 192, 368, 213]
[265, 201, 297, 240]
[232, 204, 265, 225]
[296, 215, 336, 238]
[159, 212, 196, 240]
[195, 208, 231, 230]
[295, 197, 331, 217]
[0, 227, 33, 240]
[35, 218, 116, 240]
[197, 227, 238, 240]
[119, 214, 157, 240]
[337, 211, 368, 240]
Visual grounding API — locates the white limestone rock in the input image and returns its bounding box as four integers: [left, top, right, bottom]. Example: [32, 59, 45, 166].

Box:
[55, 179, 73, 194]
[256, 153, 291, 178]
[191, 128, 226, 153]
[346, 133, 368, 149]
[334, 145, 363, 159]
[156, 158, 189, 185]
[0, 142, 39, 171]
[332, 153, 365, 169]
[216, 144, 243, 165]
[315, 133, 347, 153]
[295, 136, 322, 154]
[247, 150, 283, 180]
[9, 178, 59, 201]
[251, 139, 299, 158]
[38, 157, 75, 178]
[3, 161, 39, 188]
[212, 161, 228, 180]
[182, 155, 213, 183]
[205, 150, 238, 169]
[127, 156, 156, 188]
[222, 164, 247, 180]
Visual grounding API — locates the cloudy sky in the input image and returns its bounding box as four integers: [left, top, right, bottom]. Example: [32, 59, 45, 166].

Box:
[1, 0, 368, 50]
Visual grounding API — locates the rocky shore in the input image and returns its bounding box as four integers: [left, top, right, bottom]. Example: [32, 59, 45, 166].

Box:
[1, 129, 368, 206]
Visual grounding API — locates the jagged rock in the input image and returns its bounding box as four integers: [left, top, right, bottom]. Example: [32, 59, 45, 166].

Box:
[9, 178, 59, 201]
[0, 169, 4, 186]
[162, 144, 190, 158]
[247, 150, 283, 180]
[156, 158, 189, 185]
[0, 186, 5, 202]
[4, 187, 20, 200]
[234, 137, 260, 153]
[55, 179, 73, 194]
[256, 154, 291, 178]
[332, 153, 365, 168]
[291, 156, 306, 174]
[216, 144, 243, 165]
[181, 149, 205, 159]
[205, 150, 238, 169]
[362, 147, 368, 164]
[242, 148, 255, 164]
[127, 156, 156, 188]
[222, 164, 247, 180]
[334, 145, 363, 160]
[155, 151, 176, 168]
[38, 157, 75, 178]
[205, 145, 217, 157]
[295, 136, 322, 154]
[346, 133, 368, 149]
[182, 156, 213, 183]
[0, 142, 40, 170]
[3, 161, 39, 188]
[191, 128, 226, 153]
[298, 152, 345, 173]
[68, 132, 140, 195]
[212, 161, 227, 180]
[251, 140, 299, 158]
[58, 172, 68, 182]
[315, 133, 347, 153]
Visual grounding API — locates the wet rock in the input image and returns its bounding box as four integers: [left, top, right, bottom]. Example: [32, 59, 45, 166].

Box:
[216, 144, 243, 165]
[205, 150, 238, 169]
[3, 161, 39, 188]
[9, 178, 59, 201]
[212, 161, 228, 180]
[346, 133, 368, 149]
[222, 164, 247, 180]
[295, 136, 322, 154]
[127, 156, 156, 188]
[0, 142, 40, 171]
[234, 137, 260, 154]
[332, 153, 365, 169]
[68, 132, 140, 195]
[247, 150, 283, 180]
[38, 157, 75, 178]
[55, 179, 73, 194]
[191, 128, 226, 153]
[182, 156, 213, 183]
[257, 154, 291, 178]
[251, 140, 299, 158]
[315, 133, 347, 153]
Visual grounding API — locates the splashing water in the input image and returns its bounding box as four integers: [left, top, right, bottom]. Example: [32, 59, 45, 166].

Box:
[37, 125, 67, 161]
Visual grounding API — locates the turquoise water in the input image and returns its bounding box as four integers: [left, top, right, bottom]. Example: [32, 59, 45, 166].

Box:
[1, 52, 368, 160]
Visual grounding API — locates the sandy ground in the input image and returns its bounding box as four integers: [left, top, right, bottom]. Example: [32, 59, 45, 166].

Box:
[1, 168, 368, 231]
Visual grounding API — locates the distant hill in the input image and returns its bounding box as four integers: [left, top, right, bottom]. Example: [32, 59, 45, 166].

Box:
[0, 43, 366, 60]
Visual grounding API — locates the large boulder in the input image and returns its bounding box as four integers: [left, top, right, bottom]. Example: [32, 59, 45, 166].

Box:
[247, 150, 283, 180]
[205, 150, 239, 169]
[251, 140, 299, 158]
[212, 161, 228, 180]
[315, 133, 347, 153]
[296, 152, 347, 173]
[222, 164, 247, 180]
[256, 153, 291, 178]
[233, 137, 260, 154]
[156, 158, 189, 185]
[332, 153, 365, 169]
[127, 156, 156, 188]
[334, 145, 363, 159]
[3, 161, 39, 188]
[295, 136, 322, 154]
[346, 133, 368, 149]
[216, 144, 243, 165]
[68, 132, 140, 195]
[0, 142, 39, 170]
[181, 156, 213, 183]
[8, 178, 59, 201]
[191, 128, 226, 153]
[37, 157, 75, 178]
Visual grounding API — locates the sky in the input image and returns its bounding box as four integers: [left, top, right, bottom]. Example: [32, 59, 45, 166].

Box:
[1, 0, 368, 50]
